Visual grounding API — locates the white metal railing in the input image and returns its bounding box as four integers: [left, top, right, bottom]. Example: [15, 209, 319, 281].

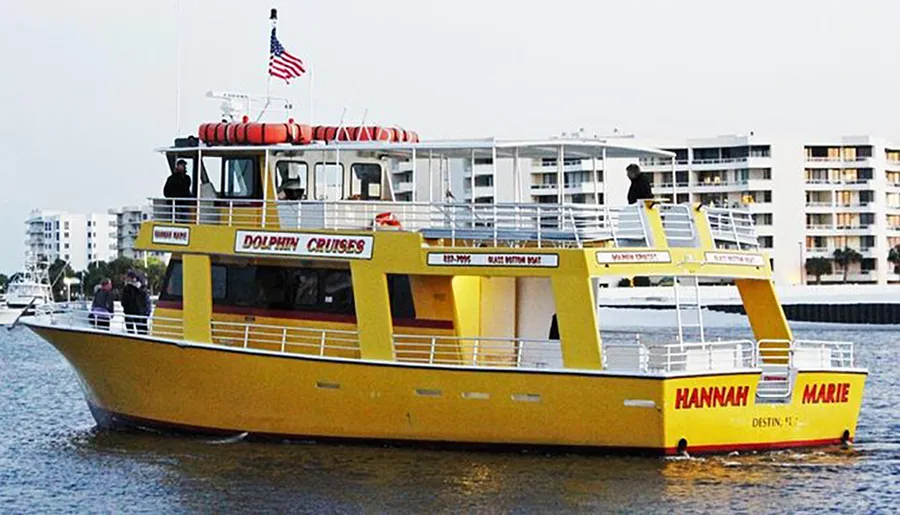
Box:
[705, 207, 758, 249]
[793, 339, 854, 368]
[149, 198, 654, 248]
[602, 340, 755, 373]
[210, 320, 360, 357]
[36, 308, 184, 339]
[392, 334, 563, 369]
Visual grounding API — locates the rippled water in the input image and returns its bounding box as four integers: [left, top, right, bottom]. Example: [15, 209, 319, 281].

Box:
[1, 322, 898, 513]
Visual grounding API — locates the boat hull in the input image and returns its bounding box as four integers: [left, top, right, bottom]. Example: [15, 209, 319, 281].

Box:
[28, 324, 867, 455]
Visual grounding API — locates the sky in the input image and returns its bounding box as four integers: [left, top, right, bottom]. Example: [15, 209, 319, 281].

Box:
[1, 0, 899, 272]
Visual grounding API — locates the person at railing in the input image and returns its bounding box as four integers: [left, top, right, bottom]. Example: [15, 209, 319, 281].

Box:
[122, 270, 151, 335]
[163, 159, 193, 222]
[626, 164, 653, 204]
[89, 279, 114, 330]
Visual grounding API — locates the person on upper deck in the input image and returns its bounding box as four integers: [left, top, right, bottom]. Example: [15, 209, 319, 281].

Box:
[626, 163, 653, 204]
[164, 159, 192, 199]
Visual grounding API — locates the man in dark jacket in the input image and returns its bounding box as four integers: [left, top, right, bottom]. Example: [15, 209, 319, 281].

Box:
[121, 270, 151, 335]
[164, 159, 192, 198]
[164, 159, 192, 222]
[626, 163, 653, 204]
[89, 279, 114, 330]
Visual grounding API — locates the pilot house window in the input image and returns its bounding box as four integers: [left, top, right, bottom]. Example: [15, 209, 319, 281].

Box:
[222, 158, 259, 198]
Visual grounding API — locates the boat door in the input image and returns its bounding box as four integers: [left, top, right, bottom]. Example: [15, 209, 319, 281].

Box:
[197, 152, 266, 227]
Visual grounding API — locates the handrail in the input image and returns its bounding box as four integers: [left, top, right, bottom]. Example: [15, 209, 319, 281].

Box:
[392, 334, 562, 369]
[39, 308, 184, 339]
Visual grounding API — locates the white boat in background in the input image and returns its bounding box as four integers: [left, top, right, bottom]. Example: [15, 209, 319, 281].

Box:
[0, 260, 53, 325]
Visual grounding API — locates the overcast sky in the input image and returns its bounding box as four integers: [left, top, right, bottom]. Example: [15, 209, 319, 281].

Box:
[1, 0, 899, 272]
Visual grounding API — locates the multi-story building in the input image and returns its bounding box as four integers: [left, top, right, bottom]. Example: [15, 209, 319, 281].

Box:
[110, 206, 167, 262]
[801, 136, 898, 284]
[25, 210, 117, 270]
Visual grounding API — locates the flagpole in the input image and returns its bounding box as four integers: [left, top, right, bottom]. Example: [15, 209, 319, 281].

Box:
[174, 0, 181, 135]
[261, 8, 277, 120]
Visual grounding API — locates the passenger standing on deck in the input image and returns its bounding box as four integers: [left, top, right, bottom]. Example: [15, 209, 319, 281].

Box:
[164, 159, 193, 222]
[626, 164, 653, 204]
[122, 270, 151, 335]
[89, 279, 114, 330]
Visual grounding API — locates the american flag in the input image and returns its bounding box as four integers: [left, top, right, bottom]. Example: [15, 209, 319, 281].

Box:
[269, 28, 305, 83]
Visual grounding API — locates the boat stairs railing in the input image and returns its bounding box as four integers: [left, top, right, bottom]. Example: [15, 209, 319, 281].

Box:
[755, 338, 855, 400]
[148, 198, 758, 250]
[705, 207, 759, 250]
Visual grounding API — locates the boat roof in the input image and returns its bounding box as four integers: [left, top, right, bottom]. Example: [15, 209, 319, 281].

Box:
[158, 138, 675, 160]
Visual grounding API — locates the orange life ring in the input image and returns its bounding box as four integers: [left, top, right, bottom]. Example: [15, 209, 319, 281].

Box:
[310, 125, 420, 144]
[197, 122, 313, 145]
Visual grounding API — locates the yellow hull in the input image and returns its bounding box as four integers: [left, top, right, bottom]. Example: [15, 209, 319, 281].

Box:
[31, 325, 866, 455]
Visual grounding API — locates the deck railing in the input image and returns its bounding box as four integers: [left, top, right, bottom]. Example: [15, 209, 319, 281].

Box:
[210, 320, 360, 357]
[38, 308, 184, 340]
[603, 340, 755, 373]
[392, 334, 563, 369]
[30, 308, 855, 375]
[149, 198, 654, 248]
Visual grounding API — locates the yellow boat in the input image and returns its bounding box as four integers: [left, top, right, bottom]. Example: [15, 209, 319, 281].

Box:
[26, 121, 866, 455]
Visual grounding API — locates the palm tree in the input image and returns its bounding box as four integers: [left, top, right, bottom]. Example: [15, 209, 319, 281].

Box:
[889, 244, 900, 274]
[805, 257, 833, 285]
[832, 247, 863, 283]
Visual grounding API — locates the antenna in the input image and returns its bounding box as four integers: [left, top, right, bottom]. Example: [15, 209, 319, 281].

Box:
[174, 0, 182, 135]
[206, 91, 293, 121]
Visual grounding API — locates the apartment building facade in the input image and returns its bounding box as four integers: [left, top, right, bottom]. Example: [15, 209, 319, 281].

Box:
[25, 210, 118, 270]
[110, 206, 168, 262]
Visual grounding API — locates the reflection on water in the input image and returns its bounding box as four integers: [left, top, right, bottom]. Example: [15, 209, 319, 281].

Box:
[2, 324, 897, 513]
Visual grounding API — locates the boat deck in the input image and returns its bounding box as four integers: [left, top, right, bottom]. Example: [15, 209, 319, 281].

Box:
[149, 199, 759, 250]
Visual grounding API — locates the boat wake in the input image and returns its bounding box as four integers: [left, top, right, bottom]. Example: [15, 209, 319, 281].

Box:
[206, 432, 249, 445]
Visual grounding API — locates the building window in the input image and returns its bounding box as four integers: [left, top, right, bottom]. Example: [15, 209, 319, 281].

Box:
[861, 258, 876, 272]
[64, 222, 69, 230]
[64, 232, 69, 238]
[759, 236, 773, 248]
[64, 243, 69, 249]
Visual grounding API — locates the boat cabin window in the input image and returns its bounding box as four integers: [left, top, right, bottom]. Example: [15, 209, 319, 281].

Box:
[223, 158, 260, 199]
[275, 160, 308, 200]
[210, 263, 355, 314]
[160, 262, 415, 320]
[160, 261, 184, 302]
[350, 163, 382, 200]
[314, 163, 344, 200]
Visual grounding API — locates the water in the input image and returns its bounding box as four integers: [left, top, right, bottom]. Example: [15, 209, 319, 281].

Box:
[1, 323, 898, 513]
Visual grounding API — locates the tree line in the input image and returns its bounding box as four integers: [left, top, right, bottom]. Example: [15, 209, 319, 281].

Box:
[39, 257, 167, 301]
[805, 244, 900, 284]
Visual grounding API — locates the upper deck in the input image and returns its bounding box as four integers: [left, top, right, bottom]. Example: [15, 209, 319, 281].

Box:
[142, 137, 762, 274]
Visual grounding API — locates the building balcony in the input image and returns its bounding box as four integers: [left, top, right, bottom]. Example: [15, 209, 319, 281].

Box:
[652, 182, 690, 192]
[535, 161, 600, 173]
[690, 180, 750, 193]
[689, 157, 749, 169]
[805, 156, 873, 168]
[804, 179, 873, 190]
[834, 202, 876, 212]
[805, 224, 876, 235]
[886, 160, 900, 171]
[530, 182, 604, 196]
